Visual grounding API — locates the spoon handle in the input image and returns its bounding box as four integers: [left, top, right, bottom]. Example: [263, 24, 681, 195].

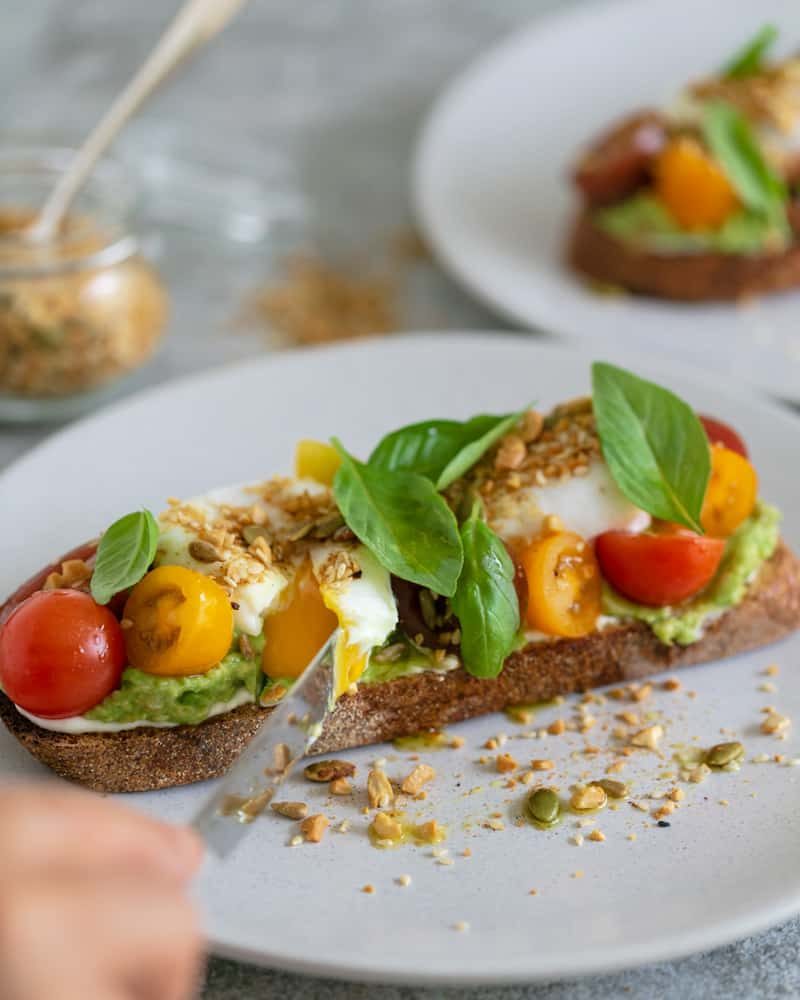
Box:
[29, 0, 247, 242]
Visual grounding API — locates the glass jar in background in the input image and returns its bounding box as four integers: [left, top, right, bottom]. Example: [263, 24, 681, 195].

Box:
[0, 146, 168, 422]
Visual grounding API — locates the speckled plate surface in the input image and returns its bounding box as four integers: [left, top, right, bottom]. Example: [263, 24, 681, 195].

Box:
[414, 0, 800, 400]
[0, 334, 799, 985]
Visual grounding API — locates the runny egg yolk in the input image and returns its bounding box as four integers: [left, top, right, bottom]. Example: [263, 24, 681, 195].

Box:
[261, 560, 338, 680]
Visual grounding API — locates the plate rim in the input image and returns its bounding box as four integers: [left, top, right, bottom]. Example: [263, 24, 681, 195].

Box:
[4, 331, 800, 985]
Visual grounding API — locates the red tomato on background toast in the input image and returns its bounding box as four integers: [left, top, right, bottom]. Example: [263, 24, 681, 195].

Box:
[699, 415, 748, 459]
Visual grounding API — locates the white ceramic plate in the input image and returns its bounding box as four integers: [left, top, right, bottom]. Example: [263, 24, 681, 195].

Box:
[1, 334, 800, 986]
[415, 0, 800, 400]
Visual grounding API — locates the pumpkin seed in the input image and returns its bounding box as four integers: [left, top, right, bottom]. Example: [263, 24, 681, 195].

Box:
[303, 759, 356, 783]
[188, 539, 223, 563]
[596, 778, 630, 799]
[526, 787, 561, 828]
[705, 741, 745, 769]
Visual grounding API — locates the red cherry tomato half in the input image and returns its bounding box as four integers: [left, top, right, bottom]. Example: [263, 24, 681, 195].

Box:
[595, 531, 725, 607]
[699, 415, 748, 459]
[0, 590, 126, 718]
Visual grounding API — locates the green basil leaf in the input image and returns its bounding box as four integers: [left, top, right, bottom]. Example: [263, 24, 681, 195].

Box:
[591, 362, 710, 533]
[437, 411, 524, 490]
[702, 101, 787, 220]
[332, 440, 463, 596]
[451, 503, 519, 679]
[90, 510, 159, 605]
[369, 411, 523, 490]
[721, 24, 778, 79]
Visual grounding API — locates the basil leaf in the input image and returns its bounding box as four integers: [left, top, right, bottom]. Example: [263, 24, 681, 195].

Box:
[591, 362, 710, 533]
[702, 102, 786, 220]
[451, 503, 519, 679]
[722, 24, 778, 79]
[90, 510, 159, 605]
[332, 440, 463, 596]
[369, 410, 525, 491]
[437, 411, 524, 490]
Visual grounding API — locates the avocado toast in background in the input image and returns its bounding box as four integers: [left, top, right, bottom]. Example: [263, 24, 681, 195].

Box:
[1, 362, 798, 792]
[568, 26, 800, 301]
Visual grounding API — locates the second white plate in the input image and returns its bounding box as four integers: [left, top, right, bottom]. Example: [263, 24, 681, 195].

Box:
[415, 0, 800, 400]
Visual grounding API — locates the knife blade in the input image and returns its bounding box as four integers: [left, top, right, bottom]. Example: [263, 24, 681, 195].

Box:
[191, 630, 338, 857]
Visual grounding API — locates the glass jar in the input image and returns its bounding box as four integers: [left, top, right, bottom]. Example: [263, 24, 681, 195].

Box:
[0, 146, 168, 422]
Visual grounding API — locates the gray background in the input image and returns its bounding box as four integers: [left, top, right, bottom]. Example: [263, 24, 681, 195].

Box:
[3, 1, 799, 996]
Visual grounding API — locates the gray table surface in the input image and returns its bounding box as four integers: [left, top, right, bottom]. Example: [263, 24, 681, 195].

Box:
[3, 1, 800, 997]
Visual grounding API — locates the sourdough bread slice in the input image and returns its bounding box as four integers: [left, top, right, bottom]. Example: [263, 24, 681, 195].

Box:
[568, 209, 800, 301]
[2, 542, 798, 793]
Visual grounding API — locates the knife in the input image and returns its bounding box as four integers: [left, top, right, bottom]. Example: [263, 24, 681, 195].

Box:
[192, 630, 338, 857]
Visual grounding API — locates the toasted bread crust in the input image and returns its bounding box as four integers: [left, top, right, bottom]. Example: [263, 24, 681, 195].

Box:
[568, 209, 800, 301]
[2, 542, 798, 793]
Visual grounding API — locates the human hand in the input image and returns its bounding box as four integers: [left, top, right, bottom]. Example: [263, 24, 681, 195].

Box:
[0, 783, 205, 1000]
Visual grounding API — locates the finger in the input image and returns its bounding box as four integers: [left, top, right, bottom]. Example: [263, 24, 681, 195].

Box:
[0, 873, 204, 1000]
[0, 783, 203, 883]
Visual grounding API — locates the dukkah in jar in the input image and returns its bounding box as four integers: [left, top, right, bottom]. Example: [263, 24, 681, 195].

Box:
[0, 207, 167, 402]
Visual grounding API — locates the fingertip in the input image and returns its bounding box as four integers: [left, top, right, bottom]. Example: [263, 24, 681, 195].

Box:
[169, 825, 205, 875]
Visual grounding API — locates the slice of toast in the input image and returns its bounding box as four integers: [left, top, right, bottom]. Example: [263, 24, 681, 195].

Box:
[3, 541, 798, 793]
[568, 209, 800, 301]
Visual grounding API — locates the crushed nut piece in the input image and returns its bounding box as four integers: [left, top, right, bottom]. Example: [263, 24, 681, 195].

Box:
[372, 812, 403, 841]
[289, 834, 304, 847]
[686, 763, 711, 784]
[329, 778, 352, 796]
[631, 683, 653, 703]
[362, 884, 375, 894]
[588, 829, 606, 842]
[531, 759, 555, 771]
[571, 784, 607, 812]
[668, 787, 685, 802]
[367, 769, 395, 809]
[663, 678, 681, 692]
[630, 725, 664, 750]
[495, 434, 527, 470]
[304, 759, 356, 783]
[271, 801, 308, 820]
[417, 819, 443, 843]
[299, 814, 328, 843]
[761, 711, 791, 735]
[397, 874, 412, 887]
[496, 753, 518, 774]
[653, 802, 675, 821]
[547, 719, 566, 736]
[401, 764, 436, 795]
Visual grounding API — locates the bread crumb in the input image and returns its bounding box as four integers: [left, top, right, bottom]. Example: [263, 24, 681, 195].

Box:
[547, 719, 566, 736]
[588, 829, 606, 842]
[571, 870, 584, 879]
[571, 834, 584, 847]
[362, 884, 375, 894]
[397, 874, 412, 887]
[289, 834, 304, 847]
[627, 833, 637, 842]
[761, 711, 790, 735]
[630, 724, 664, 750]
[450, 736, 465, 749]
[663, 678, 681, 692]
[453, 921, 470, 932]
[531, 759, 555, 771]
[764, 664, 780, 676]
[484, 738, 498, 750]
[461, 848, 472, 858]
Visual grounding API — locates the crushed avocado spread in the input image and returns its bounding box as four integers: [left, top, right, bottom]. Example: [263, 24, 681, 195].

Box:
[602, 502, 780, 645]
[595, 193, 789, 256]
[81, 504, 779, 725]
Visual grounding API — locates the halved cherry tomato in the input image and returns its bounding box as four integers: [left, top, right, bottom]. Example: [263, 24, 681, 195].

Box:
[699, 415, 748, 458]
[654, 137, 738, 229]
[595, 531, 725, 607]
[262, 560, 337, 680]
[0, 589, 126, 718]
[520, 531, 601, 637]
[700, 444, 758, 538]
[123, 566, 234, 676]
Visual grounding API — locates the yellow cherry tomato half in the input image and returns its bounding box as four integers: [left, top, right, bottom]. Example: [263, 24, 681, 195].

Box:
[295, 440, 341, 486]
[520, 530, 601, 638]
[123, 566, 234, 676]
[262, 560, 338, 680]
[654, 137, 738, 230]
[701, 444, 758, 538]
